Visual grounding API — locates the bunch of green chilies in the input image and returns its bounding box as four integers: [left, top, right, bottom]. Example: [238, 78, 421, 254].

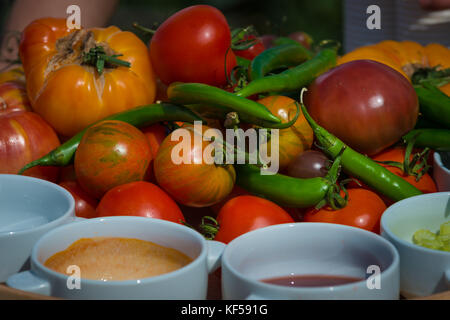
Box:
[20, 40, 450, 209]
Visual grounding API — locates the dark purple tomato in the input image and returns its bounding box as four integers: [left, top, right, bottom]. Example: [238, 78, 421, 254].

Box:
[286, 150, 330, 179]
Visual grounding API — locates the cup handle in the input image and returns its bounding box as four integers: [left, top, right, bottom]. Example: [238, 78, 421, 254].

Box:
[206, 240, 226, 273]
[6, 271, 50, 296]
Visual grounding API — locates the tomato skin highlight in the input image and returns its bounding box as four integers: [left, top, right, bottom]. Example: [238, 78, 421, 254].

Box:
[96, 181, 185, 224]
[214, 195, 294, 244]
[149, 5, 236, 86]
[74, 120, 152, 199]
[303, 188, 387, 233]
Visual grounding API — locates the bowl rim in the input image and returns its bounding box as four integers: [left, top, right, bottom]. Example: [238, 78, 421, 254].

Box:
[29, 216, 208, 286]
[222, 222, 400, 293]
[434, 152, 450, 174]
[380, 192, 450, 257]
[0, 174, 75, 237]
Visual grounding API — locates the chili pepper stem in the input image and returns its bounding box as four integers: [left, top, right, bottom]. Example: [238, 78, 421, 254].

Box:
[132, 22, 156, 35]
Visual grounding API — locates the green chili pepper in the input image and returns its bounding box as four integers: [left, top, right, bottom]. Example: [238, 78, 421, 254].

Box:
[414, 84, 450, 129]
[19, 103, 204, 173]
[403, 129, 450, 150]
[300, 94, 422, 202]
[235, 155, 344, 209]
[167, 82, 299, 129]
[235, 48, 337, 98]
[250, 43, 313, 80]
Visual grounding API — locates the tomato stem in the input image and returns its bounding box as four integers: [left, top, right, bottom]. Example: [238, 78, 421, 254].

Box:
[132, 22, 156, 35]
[198, 216, 220, 240]
[82, 46, 131, 74]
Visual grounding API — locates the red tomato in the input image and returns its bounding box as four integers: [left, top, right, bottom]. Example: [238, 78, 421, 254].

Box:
[305, 60, 419, 156]
[210, 185, 250, 215]
[233, 35, 265, 61]
[0, 109, 60, 182]
[371, 147, 437, 196]
[74, 120, 152, 199]
[303, 188, 387, 233]
[96, 181, 185, 224]
[141, 124, 167, 182]
[214, 195, 294, 244]
[288, 31, 313, 49]
[0, 81, 32, 112]
[149, 5, 236, 86]
[259, 34, 276, 49]
[154, 125, 236, 207]
[59, 180, 98, 219]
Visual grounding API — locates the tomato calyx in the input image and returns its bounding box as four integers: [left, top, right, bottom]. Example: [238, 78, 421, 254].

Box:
[375, 135, 432, 182]
[82, 46, 131, 75]
[230, 26, 260, 51]
[411, 66, 450, 87]
[198, 216, 220, 240]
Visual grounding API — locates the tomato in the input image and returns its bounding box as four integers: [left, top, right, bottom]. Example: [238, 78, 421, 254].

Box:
[96, 181, 185, 224]
[59, 180, 98, 219]
[214, 195, 294, 244]
[305, 60, 419, 156]
[0, 66, 26, 85]
[0, 81, 32, 112]
[259, 34, 276, 49]
[257, 95, 314, 169]
[288, 31, 313, 49]
[233, 35, 265, 61]
[286, 150, 329, 178]
[149, 5, 236, 86]
[141, 123, 167, 182]
[154, 124, 236, 207]
[19, 18, 156, 137]
[303, 188, 387, 233]
[74, 120, 152, 199]
[371, 147, 437, 196]
[0, 109, 60, 181]
[210, 185, 250, 215]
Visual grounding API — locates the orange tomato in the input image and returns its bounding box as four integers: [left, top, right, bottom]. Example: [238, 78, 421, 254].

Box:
[154, 125, 236, 207]
[74, 120, 152, 199]
[0, 66, 26, 85]
[424, 43, 450, 96]
[19, 18, 156, 137]
[256, 95, 313, 169]
[141, 123, 167, 182]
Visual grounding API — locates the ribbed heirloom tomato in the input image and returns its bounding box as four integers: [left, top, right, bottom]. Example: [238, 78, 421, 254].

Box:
[19, 18, 156, 137]
[149, 5, 236, 86]
[74, 120, 152, 199]
[0, 109, 60, 181]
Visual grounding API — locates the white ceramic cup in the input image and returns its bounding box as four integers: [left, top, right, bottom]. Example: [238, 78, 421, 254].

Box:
[381, 192, 450, 298]
[433, 152, 450, 192]
[6, 216, 225, 299]
[221, 222, 400, 300]
[0, 174, 76, 282]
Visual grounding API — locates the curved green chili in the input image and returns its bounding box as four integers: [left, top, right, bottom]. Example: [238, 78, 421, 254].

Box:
[300, 97, 422, 202]
[19, 103, 204, 173]
[167, 82, 299, 129]
[415, 84, 450, 129]
[403, 129, 450, 150]
[235, 153, 344, 208]
[236, 48, 337, 98]
[250, 43, 313, 80]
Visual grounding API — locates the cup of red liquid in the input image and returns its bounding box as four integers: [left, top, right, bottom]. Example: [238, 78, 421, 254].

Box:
[221, 222, 400, 300]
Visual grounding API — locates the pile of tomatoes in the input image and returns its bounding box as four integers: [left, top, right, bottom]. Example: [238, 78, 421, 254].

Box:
[0, 4, 447, 244]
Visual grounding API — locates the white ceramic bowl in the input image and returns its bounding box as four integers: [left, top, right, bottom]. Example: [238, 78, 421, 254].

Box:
[381, 192, 450, 298]
[433, 152, 450, 192]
